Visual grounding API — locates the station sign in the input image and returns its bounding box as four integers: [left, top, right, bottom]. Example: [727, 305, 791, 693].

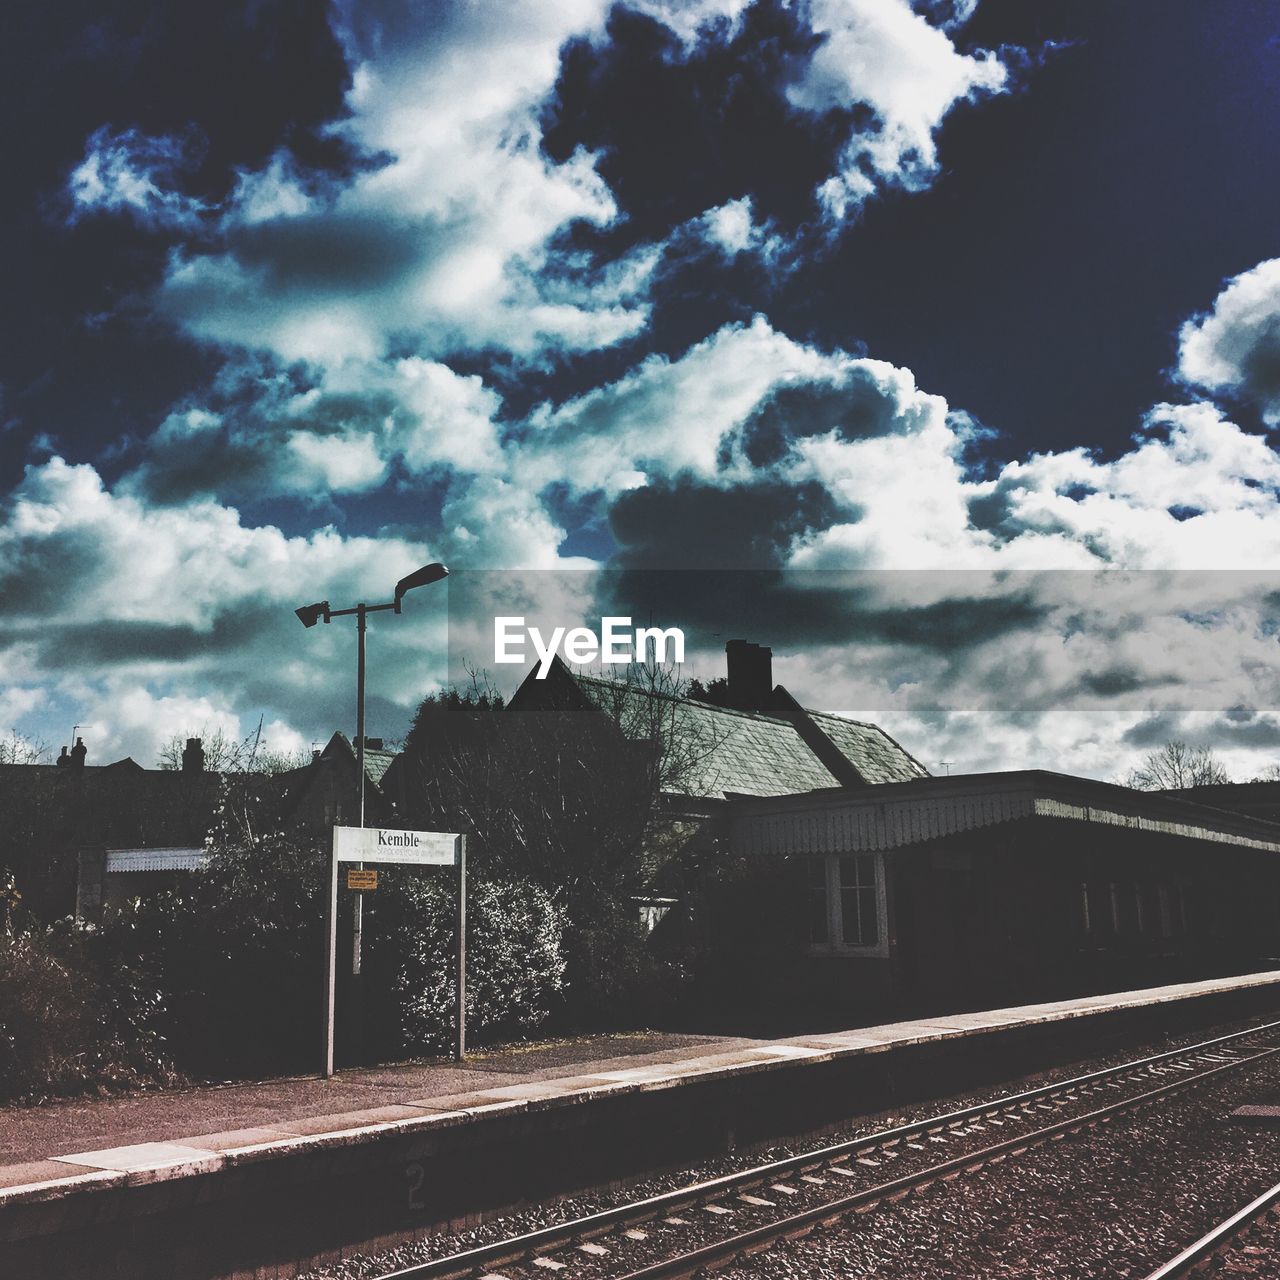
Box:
[324, 825, 467, 1077]
[332, 825, 459, 866]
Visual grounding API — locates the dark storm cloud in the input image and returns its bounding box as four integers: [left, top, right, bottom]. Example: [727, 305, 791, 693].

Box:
[1213, 712, 1280, 750]
[126, 425, 276, 506]
[1074, 668, 1162, 699]
[608, 477, 843, 569]
[123, 371, 405, 506]
[601, 464, 1051, 653]
[35, 621, 225, 668]
[0, 527, 105, 613]
[841, 590, 1048, 651]
[739, 373, 905, 467]
[1121, 711, 1188, 749]
[221, 211, 429, 297]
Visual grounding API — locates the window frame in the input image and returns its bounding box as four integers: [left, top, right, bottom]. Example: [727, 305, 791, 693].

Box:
[805, 852, 890, 958]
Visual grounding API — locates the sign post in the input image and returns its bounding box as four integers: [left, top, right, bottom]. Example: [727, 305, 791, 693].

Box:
[324, 826, 466, 1078]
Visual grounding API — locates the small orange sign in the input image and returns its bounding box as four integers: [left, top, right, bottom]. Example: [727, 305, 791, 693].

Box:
[347, 868, 378, 891]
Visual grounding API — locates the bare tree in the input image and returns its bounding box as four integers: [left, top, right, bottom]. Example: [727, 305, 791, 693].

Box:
[156, 723, 309, 776]
[1126, 740, 1230, 790]
[0, 731, 47, 765]
[400, 662, 726, 898]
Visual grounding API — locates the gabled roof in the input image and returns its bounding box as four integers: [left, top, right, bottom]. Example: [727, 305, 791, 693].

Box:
[324, 732, 398, 786]
[509, 658, 927, 801]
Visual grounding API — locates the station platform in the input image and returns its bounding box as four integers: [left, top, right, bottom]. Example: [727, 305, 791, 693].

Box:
[6, 968, 1280, 1279]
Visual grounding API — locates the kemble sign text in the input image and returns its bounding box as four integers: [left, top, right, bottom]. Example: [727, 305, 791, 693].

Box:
[494, 616, 686, 678]
[332, 825, 460, 866]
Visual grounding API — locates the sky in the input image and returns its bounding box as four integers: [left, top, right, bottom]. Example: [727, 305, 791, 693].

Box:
[4, 0, 1280, 778]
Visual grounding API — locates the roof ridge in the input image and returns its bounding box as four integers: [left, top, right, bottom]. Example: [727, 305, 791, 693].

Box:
[804, 707, 884, 730]
[569, 670, 795, 724]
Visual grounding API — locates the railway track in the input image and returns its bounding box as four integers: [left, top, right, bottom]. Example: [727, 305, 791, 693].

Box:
[1142, 1177, 1280, 1278]
[377, 1017, 1280, 1280]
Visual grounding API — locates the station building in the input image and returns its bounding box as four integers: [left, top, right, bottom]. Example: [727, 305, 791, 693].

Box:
[721, 771, 1280, 1028]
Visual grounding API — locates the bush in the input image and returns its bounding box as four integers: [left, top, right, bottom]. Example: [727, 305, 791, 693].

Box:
[125, 822, 569, 1074]
[366, 876, 567, 1055]
[123, 828, 329, 1077]
[558, 898, 692, 1030]
[0, 916, 175, 1103]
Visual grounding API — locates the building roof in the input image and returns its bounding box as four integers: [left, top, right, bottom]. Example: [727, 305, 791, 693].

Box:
[732, 769, 1280, 857]
[0, 759, 224, 848]
[581, 677, 840, 798]
[512, 661, 927, 801]
[803, 709, 928, 785]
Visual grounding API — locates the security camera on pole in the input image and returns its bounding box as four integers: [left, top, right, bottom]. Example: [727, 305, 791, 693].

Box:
[295, 562, 448, 1064]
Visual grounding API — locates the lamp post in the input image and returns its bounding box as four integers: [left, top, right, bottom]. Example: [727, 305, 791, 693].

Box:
[295, 562, 448, 988]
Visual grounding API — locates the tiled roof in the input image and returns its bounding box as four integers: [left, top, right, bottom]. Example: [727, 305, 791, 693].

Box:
[804, 710, 929, 784]
[663, 700, 841, 798]
[572, 675, 892, 800]
[361, 749, 398, 786]
[322, 733, 398, 788]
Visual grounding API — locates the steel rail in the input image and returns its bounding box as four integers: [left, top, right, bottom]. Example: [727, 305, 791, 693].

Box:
[380, 1018, 1280, 1280]
[1142, 1178, 1280, 1278]
[604, 1044, 1280, 1280]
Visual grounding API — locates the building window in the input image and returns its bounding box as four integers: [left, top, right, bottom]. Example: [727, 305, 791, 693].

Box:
[806, 853, 885, 954]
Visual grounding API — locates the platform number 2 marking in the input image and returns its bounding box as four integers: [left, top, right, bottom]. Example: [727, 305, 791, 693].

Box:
[406, 1161, 426, 1212]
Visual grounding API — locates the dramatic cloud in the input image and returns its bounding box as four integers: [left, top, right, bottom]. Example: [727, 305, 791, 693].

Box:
[125, 356, 504, 506]
[154, 1, 654, 367]
[10, 3, 1280, 780]
[0, 457, 448, 764]
[1179, 257, 1280, 425]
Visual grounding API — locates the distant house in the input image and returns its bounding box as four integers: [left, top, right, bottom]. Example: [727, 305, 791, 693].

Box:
[0, 731, 402, 922]
[278, 731, 399, 832]
[0, 737, 223, 920]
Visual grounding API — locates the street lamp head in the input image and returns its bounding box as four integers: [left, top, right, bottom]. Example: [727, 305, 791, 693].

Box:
[295, 601, 330, 628]
[394, 562, 448, 606]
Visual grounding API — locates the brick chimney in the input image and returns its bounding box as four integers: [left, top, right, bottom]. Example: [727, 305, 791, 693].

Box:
[725, 640, 773, 713]
[69, 737, 87, 770]
[182, 737, 205, 773]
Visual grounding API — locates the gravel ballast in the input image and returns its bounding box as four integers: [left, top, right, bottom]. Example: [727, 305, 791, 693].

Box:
[295, 1015, 1280, 1280]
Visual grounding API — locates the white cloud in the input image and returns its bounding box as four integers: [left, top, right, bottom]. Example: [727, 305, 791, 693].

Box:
[102, 0, 1015, 368]
[626, 0, 752, 45]
[1178, 257, 1280, 424]
[520, 317, 836, 495]
[0, 457, 450, 763]
[698, 196, 788, 263]
[69, 127, 206, 227]
[156, 0, 651, 367]
[788, 0, 1008, 218]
